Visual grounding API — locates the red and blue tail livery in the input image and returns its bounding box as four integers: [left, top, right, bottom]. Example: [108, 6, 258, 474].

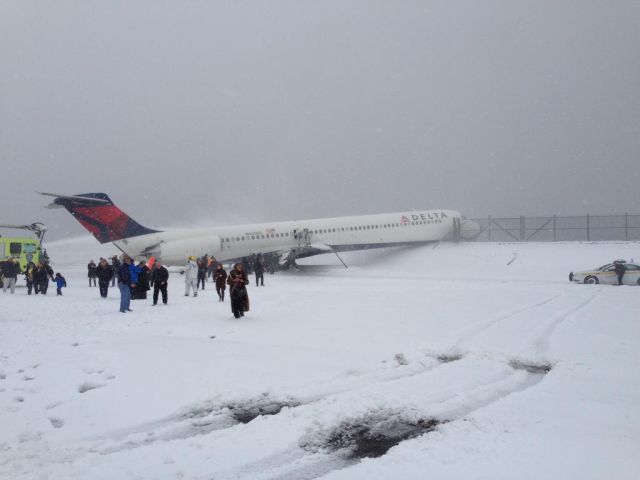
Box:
[41, 192, 159, 243]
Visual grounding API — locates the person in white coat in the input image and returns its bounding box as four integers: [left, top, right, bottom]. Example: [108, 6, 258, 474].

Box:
[184, 256, 199, 297]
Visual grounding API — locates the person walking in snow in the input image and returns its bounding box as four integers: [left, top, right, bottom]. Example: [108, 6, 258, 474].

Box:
[25, 260, 36, 295]
[96, 258, 113, 298]
[184, 256, 199, 297]
[1, 258, 19, 294]
[33, 261, 54, 295]
[228, 263, 249, 318]
[197, 258, 207, 290]
[614, 261, 626, 286]
[118, 256, 133, 313]
[54, 272, 67, 295]
[151, 260, 169, 305]
[87, 260, 98, 287]
[214, 263, 227, 301]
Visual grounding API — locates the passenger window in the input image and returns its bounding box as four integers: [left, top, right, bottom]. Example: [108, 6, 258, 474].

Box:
[23, 244, 36, 254]
[9, 243, 22, 254]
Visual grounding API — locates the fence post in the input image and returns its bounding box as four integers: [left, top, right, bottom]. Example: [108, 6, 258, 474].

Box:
[586, 214, 590, 241]
[553, 215, 557, 242]
[520, 215, 525, 241]
[625, 213, 629, 241]
[488, 215, 491, 241]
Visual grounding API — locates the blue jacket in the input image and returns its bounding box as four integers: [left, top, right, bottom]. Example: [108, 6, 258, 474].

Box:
[118, 264, 131, 284]
[129, 264, 141, 284]
[55, 276, 67, 288]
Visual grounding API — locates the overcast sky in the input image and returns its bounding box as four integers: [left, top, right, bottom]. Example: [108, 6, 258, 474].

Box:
[1, 0, 639, 239]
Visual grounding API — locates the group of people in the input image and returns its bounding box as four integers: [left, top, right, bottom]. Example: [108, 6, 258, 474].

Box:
[180, 255, 249, 318]
[107, 254, 250, 318]
[0, 258, 66, 295]
[114, 256, 170, 313]
[3, 251, 255, 319]
[88, 257, 154, 301]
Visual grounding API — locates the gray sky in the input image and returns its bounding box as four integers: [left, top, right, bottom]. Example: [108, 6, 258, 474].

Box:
[1, 0, 639, 240]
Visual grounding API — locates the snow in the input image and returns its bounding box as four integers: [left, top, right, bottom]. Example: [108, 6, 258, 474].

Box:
[1, 238, 639, 479]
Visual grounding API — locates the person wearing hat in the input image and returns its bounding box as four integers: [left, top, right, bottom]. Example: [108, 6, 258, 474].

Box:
[184, 256, 199, 297]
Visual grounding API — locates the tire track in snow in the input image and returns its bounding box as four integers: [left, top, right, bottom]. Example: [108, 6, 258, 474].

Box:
[532, 290, 599, 353]
[452, 291, 567, 346]
[213, 360, 549, 480]
[79, 355, 452, 456]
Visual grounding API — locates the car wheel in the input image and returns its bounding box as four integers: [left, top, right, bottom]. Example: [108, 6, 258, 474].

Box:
[584, 276, 599, 285]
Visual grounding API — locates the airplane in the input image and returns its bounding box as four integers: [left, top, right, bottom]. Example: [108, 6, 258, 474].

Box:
[40, 192, 480, 267]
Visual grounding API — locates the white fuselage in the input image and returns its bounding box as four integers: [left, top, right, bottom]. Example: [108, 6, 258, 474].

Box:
[114, 209, 466, 266]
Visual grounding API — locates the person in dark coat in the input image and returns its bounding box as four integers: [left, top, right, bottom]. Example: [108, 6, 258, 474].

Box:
[227, 263, 249, 318]
[25, 261, 36, 295]
[54, 272, 67, 295]
[214, 263, 227, 302]
[96, 258, 113, 298]
[87, 260, 98, 287]
[134, 260, 150, 299]
[241, 257, 251, 275]
[118, 256, 133, 313]
[2, 258, 19, 294]
[151, 261, 169, 305]
[111, 256, 121, 287]
[614, 261, 626, 285]
[34, 261, 54, 295]
[254, 255, 265, 287]
[197, 259, 207, 290]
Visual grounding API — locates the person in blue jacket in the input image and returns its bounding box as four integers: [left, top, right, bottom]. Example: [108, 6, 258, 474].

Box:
[129, 260, 141, 299]
[118, 256, 133, 313]
[54, 272, 67, 295]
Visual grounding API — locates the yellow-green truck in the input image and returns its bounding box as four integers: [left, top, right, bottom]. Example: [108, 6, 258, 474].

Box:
[0, 237, 43, 285]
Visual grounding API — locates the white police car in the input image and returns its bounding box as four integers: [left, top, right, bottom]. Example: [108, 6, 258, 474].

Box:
[569, 260, 640, 285]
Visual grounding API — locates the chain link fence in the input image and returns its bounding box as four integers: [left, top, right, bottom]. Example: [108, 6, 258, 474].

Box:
[470, 214, 640, 242]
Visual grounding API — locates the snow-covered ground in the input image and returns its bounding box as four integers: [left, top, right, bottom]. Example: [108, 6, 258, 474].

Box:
[1, 237, 639, 479]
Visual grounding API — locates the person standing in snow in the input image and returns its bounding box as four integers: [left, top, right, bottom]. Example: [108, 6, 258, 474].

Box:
[33, 261, 54, 295]
[128, 260, 141, 299]
[207, 256, 216, 281]
[151, 260, 169, 305]
[87, 260, 98, 287]
[197, 258, 207, 290]
[54, 272, 67, 295]
[134, 260, 150, 300]
[25, 260, 36, 295]
[214, 263, 227, 301]
[184, 256, 199, 297]
[110, 256, 120, 287]
[254, 254, 265, 287]
[118, 256, 133, 313]
[1, 258, 19, 294]
[96, 258, 113, 298]
[228, 263, 249, 318]
[614, 261, 626, 285]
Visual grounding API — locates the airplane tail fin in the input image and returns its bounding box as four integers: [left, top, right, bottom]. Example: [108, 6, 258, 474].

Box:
[40, 192, 159, 244]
